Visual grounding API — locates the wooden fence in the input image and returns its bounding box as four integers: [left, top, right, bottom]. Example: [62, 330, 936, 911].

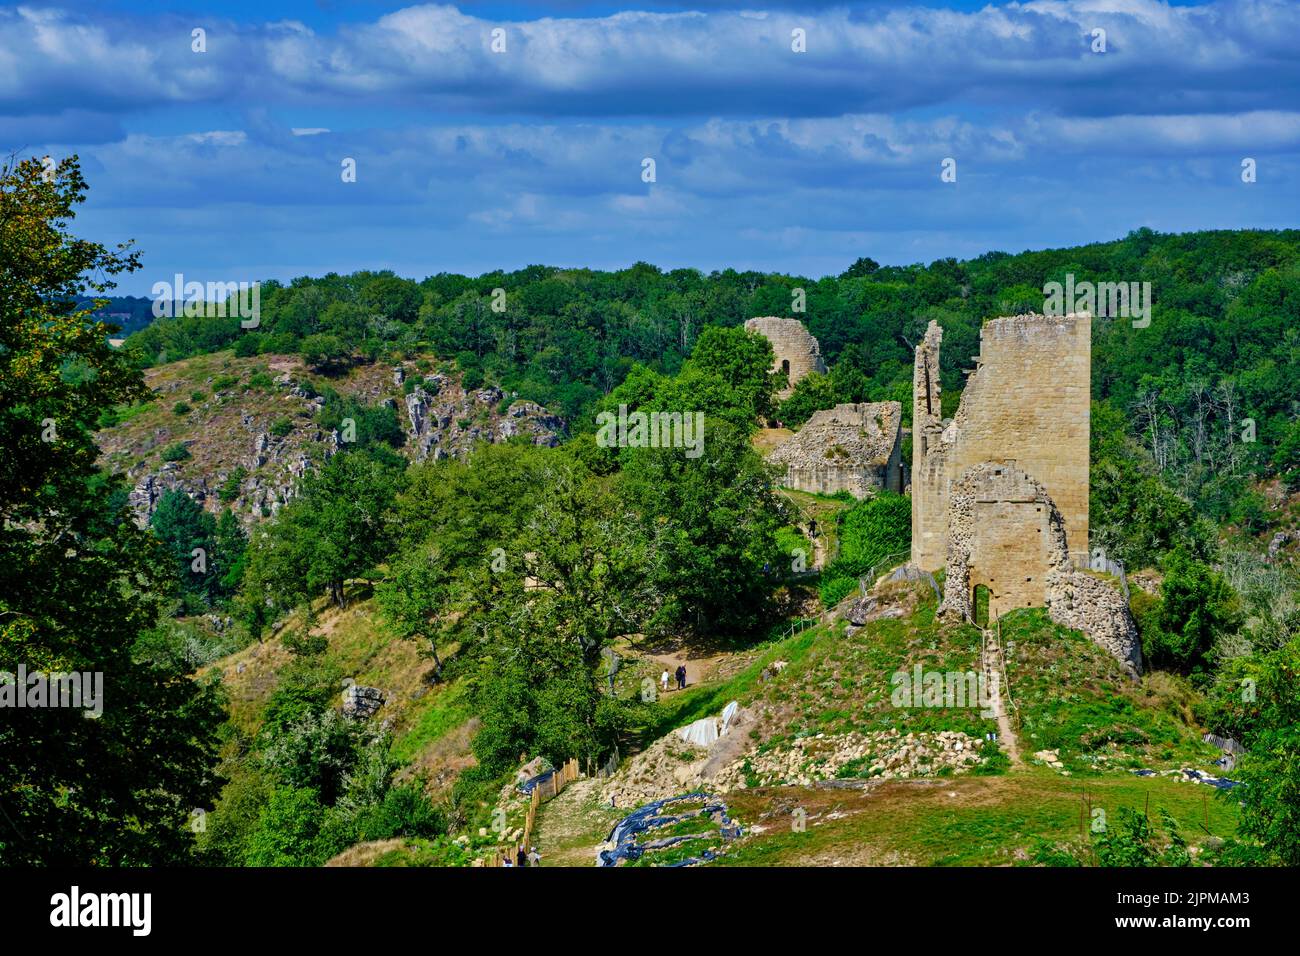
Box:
[483, 758, 581, 866]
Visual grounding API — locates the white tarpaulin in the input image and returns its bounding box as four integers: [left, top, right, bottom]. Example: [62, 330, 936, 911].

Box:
[675, 701, 741, 748]
[676, 717, 719, 747]
[720, 701, 739, 736]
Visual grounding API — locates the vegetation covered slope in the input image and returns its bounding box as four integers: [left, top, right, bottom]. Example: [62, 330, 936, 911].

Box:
[7, 154, 1297, 867]
[529, 583, 1234, 867]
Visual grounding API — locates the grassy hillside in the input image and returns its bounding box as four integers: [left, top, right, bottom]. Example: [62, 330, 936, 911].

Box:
[95, 350, 404, 521]
[530, 580, 1232, 866]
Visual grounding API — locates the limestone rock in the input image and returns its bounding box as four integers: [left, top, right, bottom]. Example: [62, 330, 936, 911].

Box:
[342, 684, 386, 719]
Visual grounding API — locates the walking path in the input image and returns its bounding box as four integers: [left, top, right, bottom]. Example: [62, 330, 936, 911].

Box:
[981, 624, 1022, 767]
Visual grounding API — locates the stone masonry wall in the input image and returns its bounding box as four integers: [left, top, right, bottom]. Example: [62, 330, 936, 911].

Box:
[745, 317, 828, 400]
[768, 401, 903, 498]
[938, 461, 1142, 674]
[911, 321, 947, 569]
[911, 314, 1091, 571]
[938, 463, 1069, 621]
[1045, 568, 1144, 677]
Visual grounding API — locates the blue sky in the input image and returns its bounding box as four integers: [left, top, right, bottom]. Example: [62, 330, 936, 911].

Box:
[4, 0, 1297, 293]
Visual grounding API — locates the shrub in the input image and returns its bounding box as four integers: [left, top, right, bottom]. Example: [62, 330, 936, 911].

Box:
[212, 374, 238, 391]
[818, 573, 859, 607]
[833, 491, 912, 576]
[172, 401, 191, 416]
[1141, 548, 1243, 674]
[247, 370, 274, 390]
[234, 335, 261, 358]
[301, 333, 349, 372]
[190, 389, 206, 403]
[269, 417, 294, 438]
[218, 466, 248, 502]
[160, 442, 191, 462]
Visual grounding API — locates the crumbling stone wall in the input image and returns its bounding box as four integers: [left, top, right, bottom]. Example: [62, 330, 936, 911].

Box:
[921, 316, 1139, 673]
[911, 321, 947, 567]
[911, 314, 1091, 571]
[937, 463, 1141, 674]
[744, 317, 827, 399]
[1045, 568, 1144, 677]
[768, 402, 903, 498]
[938, 463, 1069, 621]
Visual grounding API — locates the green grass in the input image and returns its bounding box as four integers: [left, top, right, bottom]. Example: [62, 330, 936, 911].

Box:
[638, 624, 825, 741]
[1001, 608, 1218, 771]
[717, 769, 1241, 867]
[392, 682, 474, 764]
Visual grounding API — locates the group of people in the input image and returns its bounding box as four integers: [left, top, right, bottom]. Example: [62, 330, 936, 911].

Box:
[501, 845, 541, 867]
[658, 664, 688, 692]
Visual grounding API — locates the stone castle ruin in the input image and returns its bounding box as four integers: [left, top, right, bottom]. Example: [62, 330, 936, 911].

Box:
[767, 402, 904, 498]
[745, 317, 901, 499]
[745, 316, 827, 399]
[911, 314, 1142, 675]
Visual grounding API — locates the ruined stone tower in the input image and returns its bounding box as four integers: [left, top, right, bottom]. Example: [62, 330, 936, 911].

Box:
[911, 313, 1139, 674]
[744, 317, 827, 399]
[912, 313, 1091, 581]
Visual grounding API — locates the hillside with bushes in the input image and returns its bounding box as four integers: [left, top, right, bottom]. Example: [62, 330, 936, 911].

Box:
[6, 154, 1299, 868]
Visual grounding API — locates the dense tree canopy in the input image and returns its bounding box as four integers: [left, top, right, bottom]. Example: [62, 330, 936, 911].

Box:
[0, 155, 223, 865]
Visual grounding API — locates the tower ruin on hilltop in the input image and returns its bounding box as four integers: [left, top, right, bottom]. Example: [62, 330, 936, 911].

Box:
[744, 316, 827, 399]
[911, 313, 1142, 675]
[745, 317, 903, 499]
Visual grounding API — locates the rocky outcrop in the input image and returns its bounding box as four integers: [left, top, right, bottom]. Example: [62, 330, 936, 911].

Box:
[103, 354, 571, 530]
[342, 684, 386, 719]
[404, 380, 565, 462]
[1268, 531, 1296, 561]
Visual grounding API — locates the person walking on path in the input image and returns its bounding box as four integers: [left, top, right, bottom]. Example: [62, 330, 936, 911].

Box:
[676, 664, 687, 690]
[660, 668, 670, 693]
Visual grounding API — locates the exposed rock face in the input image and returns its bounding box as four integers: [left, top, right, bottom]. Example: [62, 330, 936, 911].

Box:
[101, 355, 567, 529]
[342, 684, 386, 719]
[403, 380, 565, 462]
[127, 468, 209, 521]
[766, 402, 903, 498]
[744, 316, 827, 399]
[1268, 531, 1296, 560]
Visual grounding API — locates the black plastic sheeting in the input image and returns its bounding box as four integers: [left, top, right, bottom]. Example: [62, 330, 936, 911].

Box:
[1130, 767, 1241, 790]
[598, 792, 743, 867]
[518, 770, 557, 795]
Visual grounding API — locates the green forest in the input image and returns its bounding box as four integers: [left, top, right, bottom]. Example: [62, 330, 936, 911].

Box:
[3, 156, 1299, 868]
